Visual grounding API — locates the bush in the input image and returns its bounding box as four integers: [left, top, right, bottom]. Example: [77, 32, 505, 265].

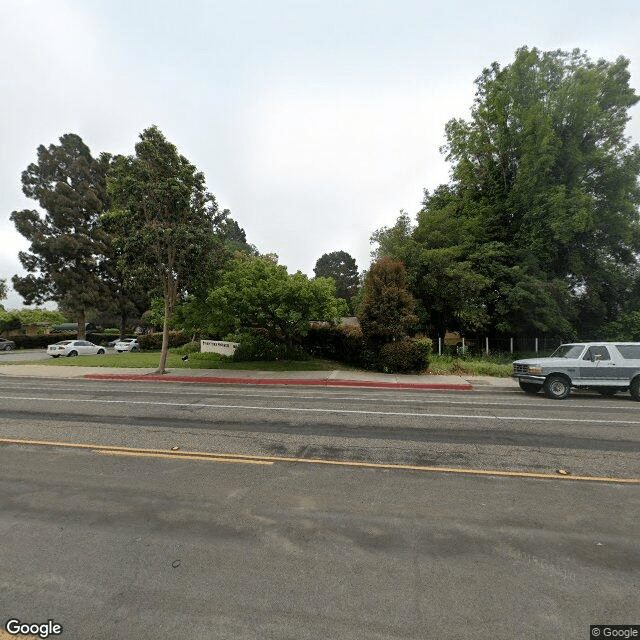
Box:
[187, 352, 232, 368]
[302, 324, 365, 365]
[232, 334, 310, 362]
[413, 337, 433, 362]
[377, 340, 429, 373]
[136, 331, 190, 351]
[173, 340, 202, 355]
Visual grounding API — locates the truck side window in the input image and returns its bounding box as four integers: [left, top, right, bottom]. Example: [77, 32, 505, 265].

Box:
[584, 346, 610, 361]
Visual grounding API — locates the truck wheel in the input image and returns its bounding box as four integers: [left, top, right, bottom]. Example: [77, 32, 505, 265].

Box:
[543, 374, 571, 400]
[630, 378, 640, 402]
[518, 381, 540, 394]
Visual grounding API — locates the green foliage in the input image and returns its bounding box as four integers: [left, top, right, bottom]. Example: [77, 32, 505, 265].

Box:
[231, 333, 311, 362]
[377, 340, 430, 373]
[207, 256, 349, 342]
[373, 47, 640, 340]
[173, 340, 202, 355]
[0, 311, 22, 333]
[10, 134, 112, 338]
[0, 279, 6, 302]
[302, 324, 365, 365]
[14, 308, 67, 325]
[428, 354, 513, 377]
[313, 250, 360, 312]
[413, 337, 433, 361]
[136, 331, 190, 351]
[187, 352, 232, 367]
[602, 310, 640, 341]
[358, 257, 418, 349]
[106, 126, 222, 372]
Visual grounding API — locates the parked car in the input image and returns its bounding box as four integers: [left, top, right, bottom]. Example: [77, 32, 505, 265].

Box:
[114, 338, 140, 353]
[512, 342, 640, 400]
[0, 338, 15, 351]
[47, 340, 106, 358]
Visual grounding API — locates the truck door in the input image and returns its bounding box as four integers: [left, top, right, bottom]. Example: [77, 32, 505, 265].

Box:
[579, 345, 618, 382]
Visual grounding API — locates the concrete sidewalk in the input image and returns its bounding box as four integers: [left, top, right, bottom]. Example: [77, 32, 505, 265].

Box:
[0, 363, 519, 391]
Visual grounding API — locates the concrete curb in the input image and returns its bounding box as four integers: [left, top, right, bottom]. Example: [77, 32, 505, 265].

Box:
[84, 373, 473, 391]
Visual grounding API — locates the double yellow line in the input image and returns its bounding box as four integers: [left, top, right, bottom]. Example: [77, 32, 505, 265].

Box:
[1, 437, 639, 484]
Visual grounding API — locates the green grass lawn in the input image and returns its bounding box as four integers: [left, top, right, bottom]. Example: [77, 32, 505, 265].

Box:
[427, 354, 513, 377]
[26, 351, 358, 371]
[7, 350, 514, 376]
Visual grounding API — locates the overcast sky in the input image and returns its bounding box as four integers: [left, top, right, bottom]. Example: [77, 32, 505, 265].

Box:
[1, 0, 639, 310]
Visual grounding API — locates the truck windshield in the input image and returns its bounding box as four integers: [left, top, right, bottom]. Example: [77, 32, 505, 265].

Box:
[550, 345, 585, 359]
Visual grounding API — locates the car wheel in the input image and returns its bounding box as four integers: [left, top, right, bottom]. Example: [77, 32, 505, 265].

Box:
[543, 374, 571, 400]
[630, 377, 640, 402]
[596, 387, 618, 397]
[67, 350, 78, 357]
[97, 349, 105, 355]
[518, 381, 540, 394]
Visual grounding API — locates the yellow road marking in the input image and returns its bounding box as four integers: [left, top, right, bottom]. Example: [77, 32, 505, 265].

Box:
[95, 449, 272, 465]
[0, 436, 639, 484]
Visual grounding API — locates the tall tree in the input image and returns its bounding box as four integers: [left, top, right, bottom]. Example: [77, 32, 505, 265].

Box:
[374, 47, 640, 339]
[10, 134, 111, 338]
[0, 278, 6, 304]
[443, 47, 640, 337]
[313, 250, 359, 312]
[358, 257, 418, 349]
[106, 126, 220, 373]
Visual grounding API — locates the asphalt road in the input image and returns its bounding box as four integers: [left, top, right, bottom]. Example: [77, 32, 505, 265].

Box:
[0, 377, 638, 639]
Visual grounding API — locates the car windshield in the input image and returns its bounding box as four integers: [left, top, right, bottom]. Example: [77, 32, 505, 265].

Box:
[56, 341, 72, 346]
[550, 344, 585, 359]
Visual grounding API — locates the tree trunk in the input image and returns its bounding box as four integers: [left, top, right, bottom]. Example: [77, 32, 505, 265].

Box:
[156, 296, 171, 374]
[77, 307, 86, 340]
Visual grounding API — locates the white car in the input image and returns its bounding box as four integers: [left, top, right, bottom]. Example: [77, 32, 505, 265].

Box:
[114, 338, 140, 353]
[47, 340, 106, 358]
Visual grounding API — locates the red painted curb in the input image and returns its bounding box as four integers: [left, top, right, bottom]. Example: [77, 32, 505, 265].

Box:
[84, 373, 473, 391]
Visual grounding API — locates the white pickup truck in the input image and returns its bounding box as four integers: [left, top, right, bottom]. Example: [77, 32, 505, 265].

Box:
[512, 342, 640, 400]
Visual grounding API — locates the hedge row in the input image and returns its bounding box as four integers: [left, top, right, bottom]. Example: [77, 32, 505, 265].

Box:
[302, 325, 432, 372]
[7, 332, 116, 349]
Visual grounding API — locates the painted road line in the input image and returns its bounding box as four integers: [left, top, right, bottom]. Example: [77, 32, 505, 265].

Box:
[1, 437, 639, 484]
[95, 450, 272, 465]
[3, 394, 640, 425]
[0, 382, 619, 410]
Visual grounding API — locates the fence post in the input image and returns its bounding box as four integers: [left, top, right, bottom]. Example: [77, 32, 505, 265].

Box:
[438, 337, 442, 356]
[535, 338, 539, 353]
[485, 337, 489, 355]
[462, 338, 465, 352]
[510, 337, 514, 353]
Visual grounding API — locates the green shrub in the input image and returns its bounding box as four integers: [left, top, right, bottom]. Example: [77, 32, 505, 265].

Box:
[187, 352, 232, 368]
[413, 337, 433, 363]
[302, 324, 365, 365]
[377, 340, 429, 373]
[232, 334, 310, 362]
[173, 340, 202, 355]
[136, 331, 190, 351]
